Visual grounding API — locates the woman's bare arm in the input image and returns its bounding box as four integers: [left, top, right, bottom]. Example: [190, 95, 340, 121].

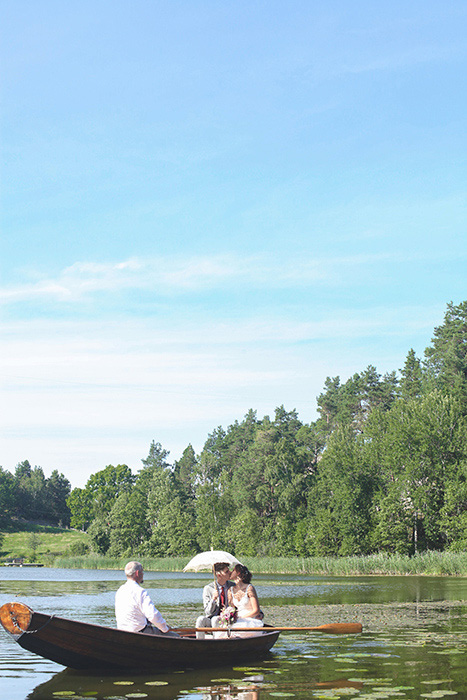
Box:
[245, 585, 261, 618]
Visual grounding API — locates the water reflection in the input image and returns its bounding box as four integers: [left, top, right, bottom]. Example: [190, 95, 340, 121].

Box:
[26, 666, 364, 700]
[1, 569, 467, 700]
[3, 568, 467, 606]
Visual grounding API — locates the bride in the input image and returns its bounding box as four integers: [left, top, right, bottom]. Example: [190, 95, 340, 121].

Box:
[227, 564, 264, 636]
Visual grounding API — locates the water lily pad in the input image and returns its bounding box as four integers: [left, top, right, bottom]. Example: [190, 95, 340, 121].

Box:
[363, 679, 393, 684]
[332, 689, 360, 696]
[124, 695, 148, 699]
[113, 682, 134, 686]
[144, 680, 169, 685]
[269, 694, 296, 697]
[422, 681, 451, 685]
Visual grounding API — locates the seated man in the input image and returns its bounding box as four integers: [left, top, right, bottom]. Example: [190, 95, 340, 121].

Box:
[196, 562, 234, 639]
[115, 560, 179, 636]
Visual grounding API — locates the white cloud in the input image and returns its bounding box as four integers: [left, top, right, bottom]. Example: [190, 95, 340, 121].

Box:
[0, 251, 413, 306]
[0, 300, 441, 486]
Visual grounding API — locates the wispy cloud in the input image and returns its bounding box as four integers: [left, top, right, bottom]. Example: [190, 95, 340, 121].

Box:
[1, 251, 413, 306]
[335, 42, 467, 77]
[1, 303, 441, 392]
[0, 300, 442, 484]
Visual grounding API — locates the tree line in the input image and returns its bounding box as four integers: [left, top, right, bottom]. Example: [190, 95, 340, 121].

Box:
[2, 300, 467, 558]
[0, 461, 71, 529]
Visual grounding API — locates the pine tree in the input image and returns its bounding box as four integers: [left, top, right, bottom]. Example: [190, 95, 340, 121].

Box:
[424, 301, 467, 407]
[399, 348, 424, 399]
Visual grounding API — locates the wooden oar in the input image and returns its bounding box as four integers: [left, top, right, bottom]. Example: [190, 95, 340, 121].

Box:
[175, 622, 362, 635]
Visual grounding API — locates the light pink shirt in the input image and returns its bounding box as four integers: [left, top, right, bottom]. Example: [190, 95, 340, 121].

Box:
[115, 579, 169, 633]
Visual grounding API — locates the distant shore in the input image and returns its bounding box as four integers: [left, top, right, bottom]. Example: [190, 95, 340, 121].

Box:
[51, 551, 467, 576]
[2, 525, 467, 576]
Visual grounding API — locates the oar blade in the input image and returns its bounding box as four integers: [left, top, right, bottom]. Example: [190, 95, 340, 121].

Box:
[312, 622, 362, 634]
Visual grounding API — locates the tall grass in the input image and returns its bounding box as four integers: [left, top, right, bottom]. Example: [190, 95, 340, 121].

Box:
[246, 551, 467, 576]
[52, 551, 467, 576]
[54, 555, 189, 571]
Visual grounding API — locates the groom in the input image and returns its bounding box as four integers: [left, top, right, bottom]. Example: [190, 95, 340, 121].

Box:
[195, 562, 234, 639]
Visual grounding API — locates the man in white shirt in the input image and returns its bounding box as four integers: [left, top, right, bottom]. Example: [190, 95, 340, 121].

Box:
[115, 561, 179, 636]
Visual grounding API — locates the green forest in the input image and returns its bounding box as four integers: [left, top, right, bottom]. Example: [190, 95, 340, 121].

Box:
[2, 300, 467, 559]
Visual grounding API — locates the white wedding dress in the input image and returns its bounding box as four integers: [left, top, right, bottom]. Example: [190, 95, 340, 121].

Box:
[227, 585, 264, 637]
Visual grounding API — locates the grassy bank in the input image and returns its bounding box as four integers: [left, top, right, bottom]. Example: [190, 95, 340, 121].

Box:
[1, 524, 88, 563]
[53, 550, 467, 576]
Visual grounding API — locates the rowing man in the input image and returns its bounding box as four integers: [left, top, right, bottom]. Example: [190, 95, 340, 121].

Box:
[115, 561, 179, 637]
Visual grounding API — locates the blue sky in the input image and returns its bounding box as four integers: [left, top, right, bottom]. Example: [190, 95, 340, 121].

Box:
[1, 1, 466, 487]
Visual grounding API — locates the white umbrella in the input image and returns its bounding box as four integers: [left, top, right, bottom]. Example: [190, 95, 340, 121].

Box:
[183, 549, 242, 572]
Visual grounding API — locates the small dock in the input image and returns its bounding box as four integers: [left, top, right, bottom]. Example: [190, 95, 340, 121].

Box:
[3, 561, 44, 567]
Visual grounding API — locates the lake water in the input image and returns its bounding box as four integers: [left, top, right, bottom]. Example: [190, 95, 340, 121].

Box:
[1, 568, 466, 700]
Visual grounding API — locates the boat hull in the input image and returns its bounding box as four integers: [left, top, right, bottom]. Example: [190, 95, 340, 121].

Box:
[0, 602, 280, 672]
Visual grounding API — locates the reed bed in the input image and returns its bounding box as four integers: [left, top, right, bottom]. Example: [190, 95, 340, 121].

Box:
[244, 551, 467, 576]
[54, 555, 189, 571]
[52, 551, 467, 576]
[54, 553, 253, 571]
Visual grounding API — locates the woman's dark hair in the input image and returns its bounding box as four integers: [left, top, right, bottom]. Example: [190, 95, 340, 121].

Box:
[234, 564, 252, 584]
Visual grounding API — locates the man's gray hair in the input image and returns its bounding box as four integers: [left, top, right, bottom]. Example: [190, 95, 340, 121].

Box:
[124, 561, 143, 578]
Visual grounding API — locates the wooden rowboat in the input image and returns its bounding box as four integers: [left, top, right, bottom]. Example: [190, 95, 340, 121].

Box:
[0, 602, 280, 672]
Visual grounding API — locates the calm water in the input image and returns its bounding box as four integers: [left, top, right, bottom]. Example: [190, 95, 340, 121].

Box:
[1, 568, 466, 700]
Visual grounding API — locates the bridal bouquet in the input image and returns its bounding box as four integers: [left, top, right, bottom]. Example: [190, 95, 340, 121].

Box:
[218, 605, 237, 627]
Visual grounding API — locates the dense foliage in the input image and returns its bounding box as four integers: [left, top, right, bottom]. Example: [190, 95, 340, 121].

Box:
[2, 301, 467, 557]
[0, 461, 71, 528]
